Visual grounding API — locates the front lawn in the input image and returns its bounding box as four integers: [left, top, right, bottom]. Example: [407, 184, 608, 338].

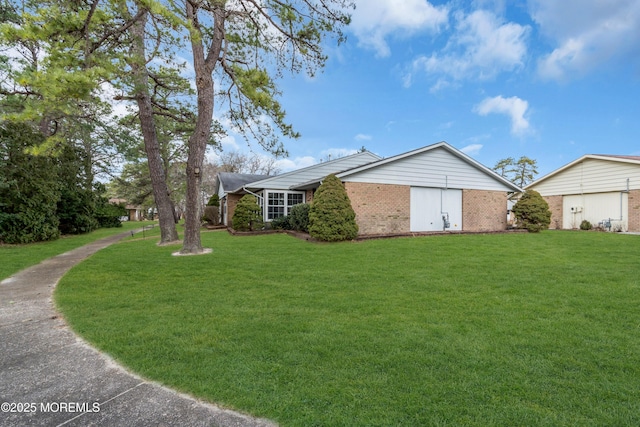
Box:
[55, 231, 640, 426]
[0, 221, 154, 281]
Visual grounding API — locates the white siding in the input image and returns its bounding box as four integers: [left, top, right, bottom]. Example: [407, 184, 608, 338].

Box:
[563, 192, 628, 231]
[249, 152, 380, 190]
[217, 181, 226, 199]
[532, 159, 640, 196]
[343, 147, 514, 191]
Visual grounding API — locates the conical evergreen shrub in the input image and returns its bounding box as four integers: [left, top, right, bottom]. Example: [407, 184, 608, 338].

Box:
[512, 190, 551, 232]
[232, 195, 262, 231]
[308, 174, 358, 241]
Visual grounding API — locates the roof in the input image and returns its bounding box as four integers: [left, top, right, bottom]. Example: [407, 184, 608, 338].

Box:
[526, 154, 640, 189]
[108, 198, 142, 210]
[218, 172, 270, 194]
[295, 141, 522, 192]
[593, 155, 640, 161]
[236, 151, 382, 192]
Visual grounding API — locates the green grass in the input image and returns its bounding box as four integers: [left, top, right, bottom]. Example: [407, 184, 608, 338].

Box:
[55, 231, 640, 426]
[0, 221, 155, 280]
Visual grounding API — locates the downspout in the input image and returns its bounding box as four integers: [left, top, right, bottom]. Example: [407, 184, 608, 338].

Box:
[242, 187, 262, 201]
[620, 178, 630, 222]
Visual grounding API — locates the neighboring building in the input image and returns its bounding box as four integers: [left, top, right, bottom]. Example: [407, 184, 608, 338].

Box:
[526, 154, 640, 231]
[216, 142, 522, 235]
[108, 198, 144, 221]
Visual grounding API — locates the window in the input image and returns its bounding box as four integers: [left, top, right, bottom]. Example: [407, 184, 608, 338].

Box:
[288, 193, 303, 206]
[266, 191, 305, 220]
[267, 192, 285, 220]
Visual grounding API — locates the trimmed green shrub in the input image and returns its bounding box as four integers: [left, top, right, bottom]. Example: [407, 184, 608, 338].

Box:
[95, 200, 126, 228]
[270, 215, 291, 230]
[289, 203, 310, 232]
[512, 190, 551, 233]
[309, 174, 358, 241]
[232, 195, 262, 231]
[580, 220, 592, 231]
[207, 194, 220, 207]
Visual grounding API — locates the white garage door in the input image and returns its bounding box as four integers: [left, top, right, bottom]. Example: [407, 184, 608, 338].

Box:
[563, 192, 628, 230]
[410, 187, 462, 232]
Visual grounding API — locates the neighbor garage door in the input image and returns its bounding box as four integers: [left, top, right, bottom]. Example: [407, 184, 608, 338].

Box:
[410, 187, 462, 232]
[563, 192, 628, 230]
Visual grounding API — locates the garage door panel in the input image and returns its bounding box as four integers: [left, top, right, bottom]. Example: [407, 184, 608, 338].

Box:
[442, 189, 462, 231]
[410, 187, 462, 232]
[563, 193, 628, 230]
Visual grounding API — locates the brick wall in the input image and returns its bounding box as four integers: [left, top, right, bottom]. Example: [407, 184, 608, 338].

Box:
[225, 193, 243, 227]
[543, 195, 563, 229]
[345, 182, 410, 235]
[305, 189, 314, 204]
[629, 189, 640, 232]
[462, 190, 508, 231]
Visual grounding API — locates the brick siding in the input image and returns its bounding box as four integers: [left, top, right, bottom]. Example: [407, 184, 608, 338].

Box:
[543, 195, 563, 229]
[629, 189, 640, 232]
[345, 182, 410, 235]
[305, 189, 314, 204]
[462, 190, 508, 231]
[225, 193, 243, 227]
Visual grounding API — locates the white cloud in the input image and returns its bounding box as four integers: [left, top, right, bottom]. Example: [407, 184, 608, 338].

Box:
[474, 95, 530, 136]
[460, 144, 483, 155]
[351, 0, 449, 57]
[321, 147, 360, 159]
[354, 133, 372, 141]
[219, 134, 241, 151]
[275, 156, 317, 172]
[530, 0, 640, 80]
[405, 9, 529, 89]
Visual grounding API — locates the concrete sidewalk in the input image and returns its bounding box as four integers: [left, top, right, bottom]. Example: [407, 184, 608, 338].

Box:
[0, 232, 276, 427]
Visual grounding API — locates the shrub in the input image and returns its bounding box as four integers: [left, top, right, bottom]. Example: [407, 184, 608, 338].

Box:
[271, 215, 291, 230]
[57, 187, 100, 234]
[0, 122, 61, 244]
[203, 205, 220, 225]
[95, 201, 127, 228]
[512, 190, 551, 233]
[580, 220, 592, 231]
[289, 203, 310, 232]
[308, 174, 358, 241]
[207, 194, 220, 207]
[232, 195, 262, 231]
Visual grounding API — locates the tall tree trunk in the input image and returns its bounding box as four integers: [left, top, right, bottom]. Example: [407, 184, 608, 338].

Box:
[180, 4, 224, 254]
[130, 9, 179, 244]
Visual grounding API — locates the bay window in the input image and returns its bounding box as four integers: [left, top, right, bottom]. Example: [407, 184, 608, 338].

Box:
[265, 191, 304, 220]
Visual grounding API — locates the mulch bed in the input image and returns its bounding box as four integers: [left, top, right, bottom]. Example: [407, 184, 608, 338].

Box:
[225, 227, 527, 242]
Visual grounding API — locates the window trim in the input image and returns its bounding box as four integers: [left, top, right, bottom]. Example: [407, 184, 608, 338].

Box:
[263, 190, 306, 221]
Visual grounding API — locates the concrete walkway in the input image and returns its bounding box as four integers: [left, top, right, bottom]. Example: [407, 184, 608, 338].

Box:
[0, 232, 276, 427]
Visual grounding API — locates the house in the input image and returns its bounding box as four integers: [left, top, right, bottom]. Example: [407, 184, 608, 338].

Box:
[526, 154, 640, 231]
[108, 198, 144, 221]
[216, 152, 380, 227]
[216, 142, 522, 235]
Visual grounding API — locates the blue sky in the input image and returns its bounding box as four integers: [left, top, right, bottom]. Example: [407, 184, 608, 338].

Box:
[214, 0, 640, 179]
